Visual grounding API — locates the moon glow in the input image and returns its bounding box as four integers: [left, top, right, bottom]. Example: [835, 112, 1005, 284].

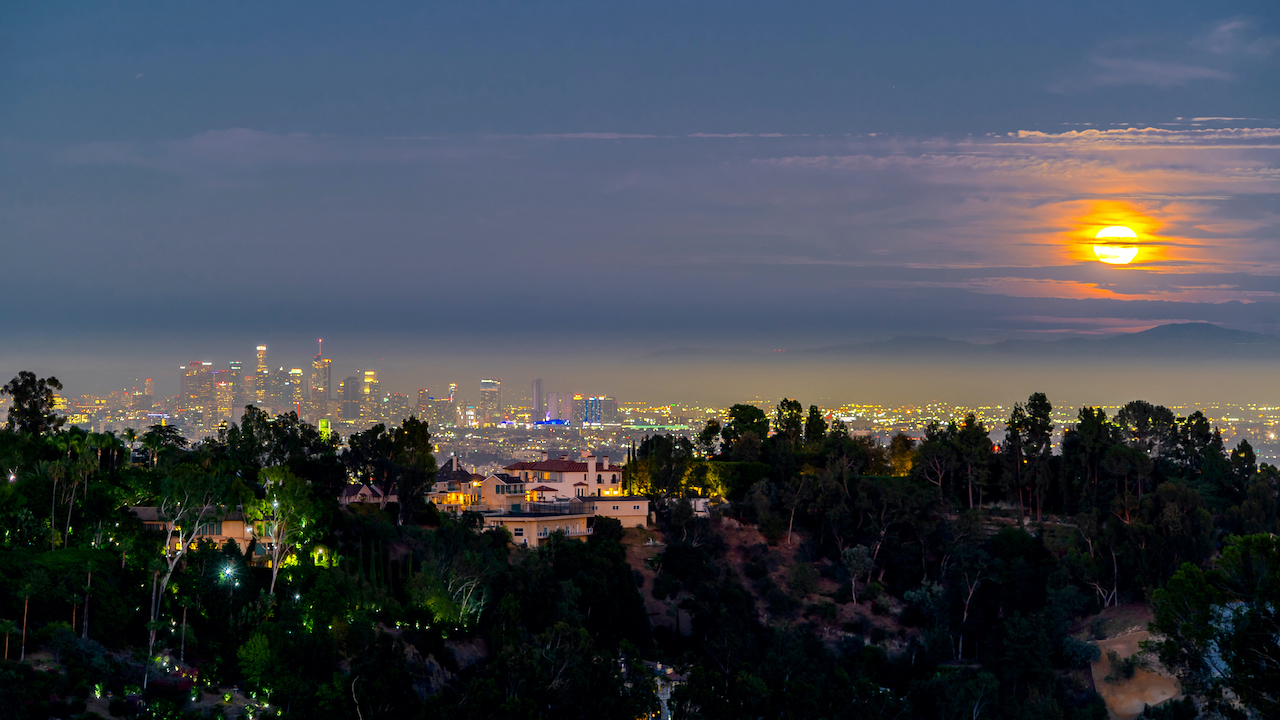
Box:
[1093, 226, 1139, 264]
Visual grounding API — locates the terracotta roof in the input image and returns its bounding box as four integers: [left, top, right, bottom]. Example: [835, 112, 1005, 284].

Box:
[573, 481, 588, 486]
[504, 459, 623, 473]
[530, 485, 559, 492]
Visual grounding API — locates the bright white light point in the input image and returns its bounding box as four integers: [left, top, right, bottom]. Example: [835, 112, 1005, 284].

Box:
[1093, 245, 1139, 264]
[1093, 226, 1139, 264]
[1096, 226, 1138, 239]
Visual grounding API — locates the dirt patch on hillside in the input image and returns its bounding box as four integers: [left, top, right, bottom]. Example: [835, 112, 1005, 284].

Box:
[623, 526, 680, 633]
[1090, 630, 1181, 720]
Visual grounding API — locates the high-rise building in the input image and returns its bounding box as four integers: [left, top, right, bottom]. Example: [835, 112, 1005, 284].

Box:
[310, 343, 332, 417]
[386, 393, 411, 424]
[287, 368, 304, 410]
[212, 371, 234, 426]
[579, 395, 618, 425]
[416, 389, 431, 418]
[133, 378, 155, 410]
[254, 345, 268, 405]
[340, 376, 361, 420]
[479, 379, 502, 424]
[532, 378, 545, 420]
[180, 361, 213, 425]
[228, 361, 244, 414]
[572, 393, 585, 425]
[360, 370, 380, 422]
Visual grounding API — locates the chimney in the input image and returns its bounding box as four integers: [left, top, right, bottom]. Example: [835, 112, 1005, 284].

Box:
[587, 454, 597, 471]
[541, 451, 548, 461]
[602, 455, 609, 468]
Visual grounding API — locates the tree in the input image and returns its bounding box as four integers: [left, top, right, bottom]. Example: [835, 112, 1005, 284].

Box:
[803, 406, 827, 446]
[721, 404, 769, 452]
[2, 372, 64, 436]
[955, 414, 991, 509]
[773, 399, 803, 445]
[391, 415, 437, 525]
[696, 419, 722, 457]
[246, 466, 318, 596]
[915, 422, 958, 501]
[841, 545, 873, 603]
[0, 618, 15, 660]
[146, 465, 228, 686]
[1149, 534, 1280, 718]
[888, 433, 916, 476]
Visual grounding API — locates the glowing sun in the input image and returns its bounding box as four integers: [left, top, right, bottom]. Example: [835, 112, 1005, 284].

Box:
[1093, 226, 1139, 264]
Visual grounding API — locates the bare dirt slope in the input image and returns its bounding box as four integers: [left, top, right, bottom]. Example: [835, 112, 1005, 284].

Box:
[1090, 630, 1181, 720]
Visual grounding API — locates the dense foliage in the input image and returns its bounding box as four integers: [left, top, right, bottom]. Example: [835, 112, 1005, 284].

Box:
[1, 378, 1276, 719]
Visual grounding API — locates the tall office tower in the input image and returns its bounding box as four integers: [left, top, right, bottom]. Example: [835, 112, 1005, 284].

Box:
[227, 361, 244, 413]
[582, 396, 604, 425]
[309, 340, 331, 417]
[134, 378, 155, 410]
[416, 389, 431, 418]
[180, 361, 213, 424]
[478, 379, 501, 424]
[532, 378, 545, 420]
[287, 368, 304, 410]
[387, 393, 410, 424]
[545, 392, 561, 420]
[254, 345, 268, 405]
[572, 394, 585, 425]
[360, 370, 380, 422]
[601, 396, 618, 425]
[341, 376, 361, 420]
[213, 373, 234, 426]
[448, 383, 457, 403]
[265, 367, 287, 409]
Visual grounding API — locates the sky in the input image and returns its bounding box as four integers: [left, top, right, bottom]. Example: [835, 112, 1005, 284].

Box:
[1, 1, 1278, 406]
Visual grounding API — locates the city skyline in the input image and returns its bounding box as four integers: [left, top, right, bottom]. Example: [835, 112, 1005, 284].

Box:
[2, 2, 1277, 407]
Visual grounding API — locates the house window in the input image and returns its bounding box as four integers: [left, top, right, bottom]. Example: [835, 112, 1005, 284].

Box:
[612, 505, 619, 510]
[511, 503, 521, 512]
[634, 505, 640, 510]
[611, 474, 617, 482]
[597, 474, 602, 483]
[513, 528, 524, 537]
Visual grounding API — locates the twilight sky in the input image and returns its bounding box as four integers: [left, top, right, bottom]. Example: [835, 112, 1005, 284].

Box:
[2, 1, 1278, 405]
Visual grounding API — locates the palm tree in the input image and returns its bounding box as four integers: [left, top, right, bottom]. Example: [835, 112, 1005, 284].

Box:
[0, 618, 16, 660]
[17, 581, 33, 661]
[63, 455, 95, 548]
[122, 427, 139, 465]
[32, 460, 62, 550]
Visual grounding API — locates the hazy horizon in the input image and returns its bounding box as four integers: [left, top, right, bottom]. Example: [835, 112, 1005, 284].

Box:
[3, 2, 1277, 410]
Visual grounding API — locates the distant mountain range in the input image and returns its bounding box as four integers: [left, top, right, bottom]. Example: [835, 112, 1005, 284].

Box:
[804, 323, 1280, 360]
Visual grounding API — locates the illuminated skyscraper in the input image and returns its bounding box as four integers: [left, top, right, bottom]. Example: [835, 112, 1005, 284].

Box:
[288, 368, 304, 410]
[228, 361, 244, 412]
[254, 345, 268, 405]
[360, 370, 380, 422]
[212, 371, 234, 425]
[310, 342, 332, 417]
[180, 361, 213, 424]
[479, 379, 501, 424]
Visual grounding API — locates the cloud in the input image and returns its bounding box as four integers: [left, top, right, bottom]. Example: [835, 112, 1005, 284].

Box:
[1053, 17, 1278, 93]
[1196, 19, 1280, 59]
[1084, 58, 1233, 88]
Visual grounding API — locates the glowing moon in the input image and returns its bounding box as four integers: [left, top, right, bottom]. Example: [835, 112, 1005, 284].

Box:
[1093, 226, 1139, 264]
[1096, 226, 1137, 239]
